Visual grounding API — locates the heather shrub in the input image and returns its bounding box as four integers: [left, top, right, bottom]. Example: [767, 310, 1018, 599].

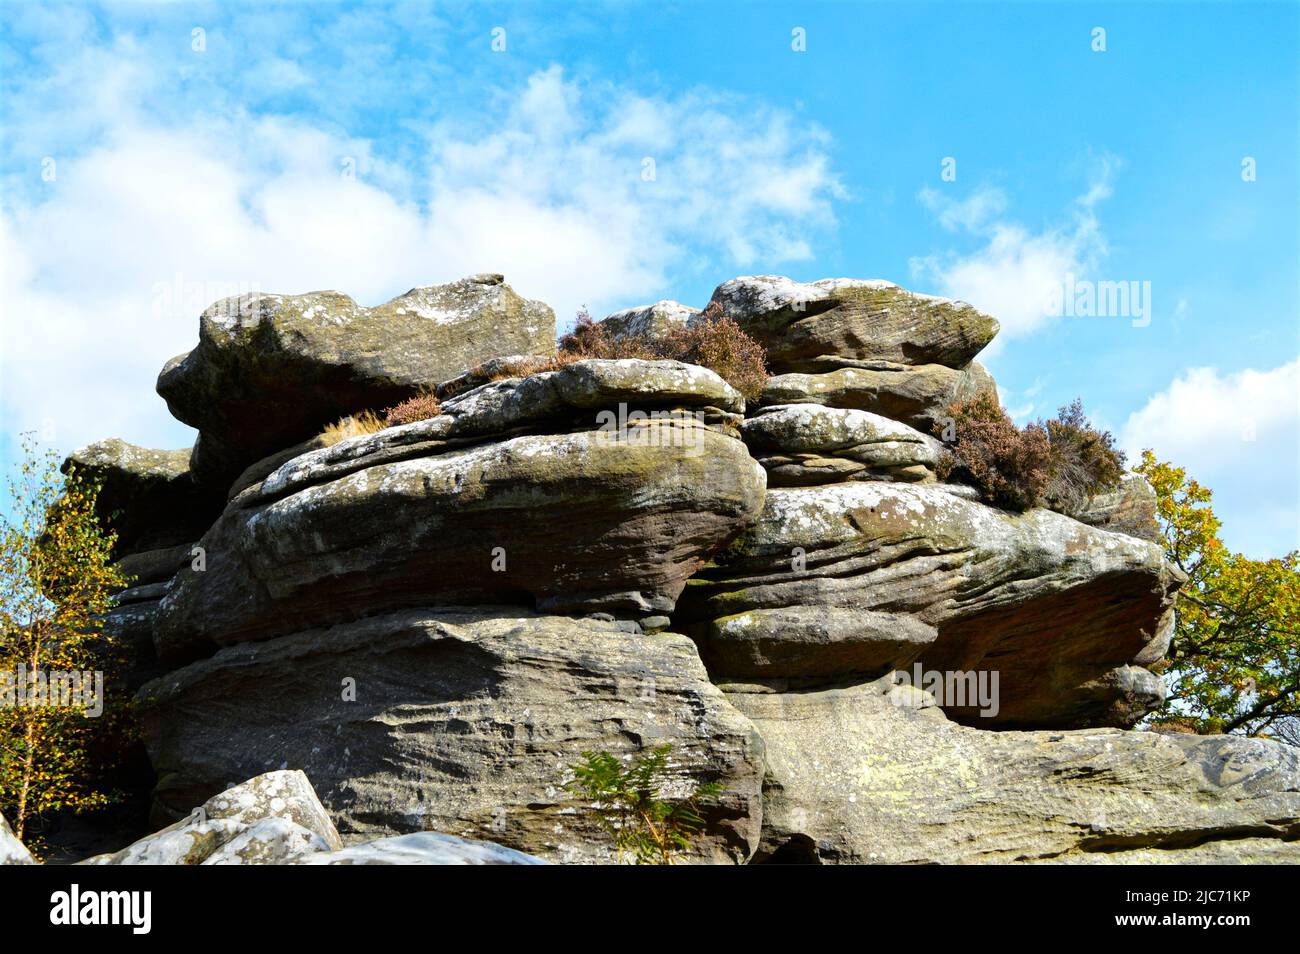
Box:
[659, 313, 769, 403]
[934, 392, 1050, 512]
[1039, 398, 1127, 516]
[937, 394, 1126, 514]
[384, 390, 443, 427]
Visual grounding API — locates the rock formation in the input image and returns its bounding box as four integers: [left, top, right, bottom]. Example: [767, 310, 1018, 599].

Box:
[44, 272, 1298, 865]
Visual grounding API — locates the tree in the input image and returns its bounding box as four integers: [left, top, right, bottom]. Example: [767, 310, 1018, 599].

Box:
[1136, 450, 1300, 739]
[0, 434, 130, 851]
[567, 744, 723, 864]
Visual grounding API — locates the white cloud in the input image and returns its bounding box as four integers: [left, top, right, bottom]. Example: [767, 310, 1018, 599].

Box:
[0, 64, 843, 458]
[1121, 360, 1300, 558]
[909, 157, 1118, 347]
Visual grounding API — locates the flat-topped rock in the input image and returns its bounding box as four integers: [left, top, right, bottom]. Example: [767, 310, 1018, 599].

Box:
[156, 275, 556, 488]
[707, 276, 998, 373]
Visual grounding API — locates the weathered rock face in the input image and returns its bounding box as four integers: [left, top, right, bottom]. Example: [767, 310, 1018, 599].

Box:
[153, 360, 763, 661]
[156, 274, 557, 487]
[61, 440, 220, 559]
[741, 404, 942, 486]
[600, 300, 698, 341]
[47, 271, 1298, 867]
[707, 277, 998, 374]
[730, 677, 1300, 864]
[760, 361, 995, 434]
[139, 610, 765, 864]
[677, 482, 1182, 728]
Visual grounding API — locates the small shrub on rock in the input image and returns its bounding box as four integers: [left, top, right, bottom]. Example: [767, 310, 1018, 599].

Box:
[1039, 398, 1127, 516]
[384, 390, 443, 427]
[935, 392, 1050, 511]
[659, 311, 769, 403]
[938, 394, 1126, 514]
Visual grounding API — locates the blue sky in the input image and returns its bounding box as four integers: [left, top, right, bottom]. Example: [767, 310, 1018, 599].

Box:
[1, 0, 1296, 556]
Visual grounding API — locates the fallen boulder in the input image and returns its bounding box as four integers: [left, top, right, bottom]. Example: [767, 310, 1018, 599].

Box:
[82, 770, 341, 865]
[1, 813, 34, 865]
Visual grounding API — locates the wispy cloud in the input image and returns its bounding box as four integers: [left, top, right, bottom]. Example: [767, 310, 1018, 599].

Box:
[1121, 359, 1300, 558]
[909, 156, 1119, 347]
[1, 52, 844, 456]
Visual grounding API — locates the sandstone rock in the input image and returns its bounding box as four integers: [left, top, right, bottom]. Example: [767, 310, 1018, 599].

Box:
[759, 362, 995, 434]
[740, 404, 941, 485]
[1076, 472, 1160, 542]
[728, 677, 1300, 864]
[61, 440, 220, 558]
[111, 542, 194, 588]
[154, 364, 764, 660]
[600, 300, 698, 341]
[294, 832, 547, 865]
[84, 770, 341, 864]
[706, 277, 998, 374]
[156, 275, 557, 487]
[139, 610, 765, 864]
[200, 817, 331, 865]
[677, 482, 1182, 727]
[700, 608, 937, 678]
[1, 813, 34, 865]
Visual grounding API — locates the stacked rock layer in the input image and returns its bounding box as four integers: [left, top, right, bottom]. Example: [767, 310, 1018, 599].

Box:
[56, 274, 1297, 864]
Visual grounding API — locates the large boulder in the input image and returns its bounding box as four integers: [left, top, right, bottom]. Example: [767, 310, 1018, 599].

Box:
[759, 362, 996, 434]
[61, 440, 220, 559]
[156, 274, 557, 487]
[729, 677, 1300, 864]
[139, 610, 766, 864]
[153, 360, 763, 661]
[706, 277, 998, 374]
[83, 770, 342, 865]
[677, 482, 1183, 728]
[740, 404, 942, 486]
